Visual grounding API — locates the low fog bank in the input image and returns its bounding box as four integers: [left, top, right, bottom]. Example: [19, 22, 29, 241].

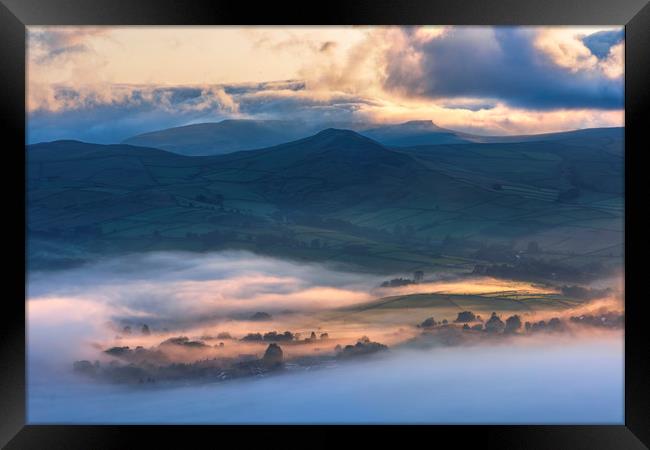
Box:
[28, 337, 623, 424]
[27, 250, 386, 330]
[27, 250, 624, 423]
[27, 250, 624, 381]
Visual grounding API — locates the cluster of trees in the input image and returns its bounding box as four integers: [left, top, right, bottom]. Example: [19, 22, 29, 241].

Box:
[381, 271, 425, 288]
[570, 312, 623, 328]
[418, 311, 566, 335]
[335, 336, 387, 359]
[241, 331, 294, 342]
[451, 311, 614, 334]
[381, 277, 416, 288]
[453, 311, 478, 323]
[160, 336, 209, 348]
[103, 345, 170, 365]
[418, 317, 446, 328]
[240, 330, 329, 343]
[524, 317, 563, 332]
[472, 258, 592, 282]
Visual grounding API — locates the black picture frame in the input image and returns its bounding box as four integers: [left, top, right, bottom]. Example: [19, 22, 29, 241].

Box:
[1, 0, 648, 448]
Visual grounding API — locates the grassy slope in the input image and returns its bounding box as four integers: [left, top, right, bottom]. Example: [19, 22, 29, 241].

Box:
[27, 129, 623, 275]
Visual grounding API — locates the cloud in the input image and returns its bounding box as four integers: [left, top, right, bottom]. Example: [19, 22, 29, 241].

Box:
[29, 28, 109, 63]
[440, 100, 496, 112]
[27, 81, 380, 143]
[582, 29, 624, 59]
[28, 84, 241, 143]
[382, 27, 623, 110]
[600, 42, 624, 79]
[235, 88, 378, 122]
[27, 26, 624, 142]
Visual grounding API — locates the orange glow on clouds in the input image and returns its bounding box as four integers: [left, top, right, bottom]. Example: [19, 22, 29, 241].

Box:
[27, 26, 623, 136]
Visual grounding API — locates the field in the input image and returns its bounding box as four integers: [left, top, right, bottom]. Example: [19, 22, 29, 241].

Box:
[27, 128, 623, 278]
[326, 280, 588, 327]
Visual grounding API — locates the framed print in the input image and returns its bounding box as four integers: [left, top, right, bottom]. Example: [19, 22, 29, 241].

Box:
[1, 0, 649, 448]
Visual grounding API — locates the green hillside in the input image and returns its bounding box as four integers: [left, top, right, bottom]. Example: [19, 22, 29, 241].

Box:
[27, 128, 623, 278]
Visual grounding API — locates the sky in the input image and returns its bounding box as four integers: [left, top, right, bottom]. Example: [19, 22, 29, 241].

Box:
[27, 26, 624, 144]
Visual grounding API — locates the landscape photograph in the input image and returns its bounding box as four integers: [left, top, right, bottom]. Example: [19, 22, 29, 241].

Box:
[26, 25, 624, 424]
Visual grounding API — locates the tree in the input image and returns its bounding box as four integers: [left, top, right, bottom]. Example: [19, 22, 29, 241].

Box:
[485, 312, 505, 333]
[504, 315, 522, 333]
[454, 311, 476, 323]
[418, 317, 436, 328]
[262, 344, 283, 367]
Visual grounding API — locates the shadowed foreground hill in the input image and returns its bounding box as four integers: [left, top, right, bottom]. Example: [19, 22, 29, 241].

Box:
[27, 128, 623, 276]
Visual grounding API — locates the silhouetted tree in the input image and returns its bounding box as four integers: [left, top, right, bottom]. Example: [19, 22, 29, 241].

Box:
[485, 312, 505, 333]
[504, 315, 522, 333]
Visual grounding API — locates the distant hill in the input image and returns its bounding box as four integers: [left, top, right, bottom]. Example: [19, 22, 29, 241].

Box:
[360, 121, 623, 148]
[121, 118, 622, 156]
[461, 126, 624, 145]
[121, 119, 471, 154]
[359, 120, 471, 146]
[122, 119, 312, 156]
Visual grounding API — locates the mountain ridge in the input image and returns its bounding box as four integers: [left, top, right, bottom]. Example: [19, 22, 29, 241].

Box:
[120, 118, 623, 156]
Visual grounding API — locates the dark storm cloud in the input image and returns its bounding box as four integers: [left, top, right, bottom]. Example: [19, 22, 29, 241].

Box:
[223, 80, 306, 96]
[383, 27, 623, 110]
[582, 29, 624, 59]
[441, 101, 496, 112]
[236, 92, 376, 122]
[28, 85, 238, 144]
[28, 105, 220, 145]
[27, 83, 374, 144]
